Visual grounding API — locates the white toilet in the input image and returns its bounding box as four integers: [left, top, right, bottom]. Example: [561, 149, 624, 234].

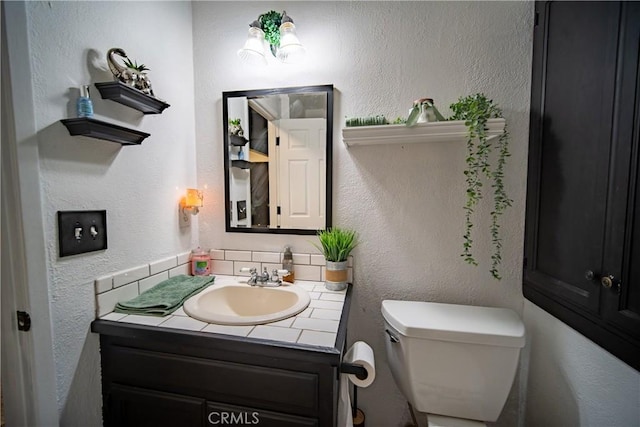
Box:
[382, 300, 526, 427]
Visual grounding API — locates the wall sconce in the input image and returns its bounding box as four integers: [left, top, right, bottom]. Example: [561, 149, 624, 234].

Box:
[180, 188, 203, 224]
[238, 10, 306, 65]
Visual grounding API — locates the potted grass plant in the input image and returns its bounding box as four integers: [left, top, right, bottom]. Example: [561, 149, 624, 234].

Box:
[313, 228, 358, 291]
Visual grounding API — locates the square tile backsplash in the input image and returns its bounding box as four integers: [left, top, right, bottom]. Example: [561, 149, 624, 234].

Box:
[94, 249, 353, 318]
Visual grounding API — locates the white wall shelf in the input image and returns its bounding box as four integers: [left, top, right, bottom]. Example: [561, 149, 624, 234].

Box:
[342, 118, 506, 147]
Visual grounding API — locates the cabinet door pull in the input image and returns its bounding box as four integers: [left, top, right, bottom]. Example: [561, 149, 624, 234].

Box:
[585, 270, 598, 281]
[600, 275, 620, 290]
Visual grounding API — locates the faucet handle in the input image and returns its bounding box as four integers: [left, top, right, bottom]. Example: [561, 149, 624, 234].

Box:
[240, 267, 257, 274]
[270, 269, 289, 281]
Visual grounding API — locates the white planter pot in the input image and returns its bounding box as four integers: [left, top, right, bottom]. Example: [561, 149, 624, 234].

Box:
[325, 260, 348, 291]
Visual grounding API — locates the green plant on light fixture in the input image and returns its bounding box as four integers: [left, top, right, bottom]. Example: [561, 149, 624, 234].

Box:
[238, 10, 305, 64]
[449, 93, 511, 280]
[259, 10, 283, 53]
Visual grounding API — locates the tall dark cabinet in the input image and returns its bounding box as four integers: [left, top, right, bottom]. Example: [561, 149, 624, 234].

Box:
[524, 1, 640, 370]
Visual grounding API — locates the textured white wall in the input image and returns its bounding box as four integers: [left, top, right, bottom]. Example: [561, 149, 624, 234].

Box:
[22, 1, 196, 424]
[523, 302, 640, 427]
[193, 2, 533, 425]
[13, 2, 637, 426]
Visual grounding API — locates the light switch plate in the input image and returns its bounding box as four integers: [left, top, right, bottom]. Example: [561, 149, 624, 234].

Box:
[57, 210, 107, 257]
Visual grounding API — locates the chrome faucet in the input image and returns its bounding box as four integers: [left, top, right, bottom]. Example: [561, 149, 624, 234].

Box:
[241, 267, 290, 287]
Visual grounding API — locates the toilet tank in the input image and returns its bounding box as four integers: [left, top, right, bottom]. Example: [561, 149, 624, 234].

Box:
[382, 300, 525, 422]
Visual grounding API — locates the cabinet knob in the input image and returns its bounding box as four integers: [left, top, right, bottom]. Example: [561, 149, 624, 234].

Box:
[601, 275, 618, 289]
[585, 270, 596, 281]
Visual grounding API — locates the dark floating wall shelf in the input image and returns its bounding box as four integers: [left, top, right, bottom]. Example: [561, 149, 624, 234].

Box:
[94, 81, 170, 114]
[231, 160, 251, 169]
[229, 134, 249, 146]
[60, 118, 150, 145]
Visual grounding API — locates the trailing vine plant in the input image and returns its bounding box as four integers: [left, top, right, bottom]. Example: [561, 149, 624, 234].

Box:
[449, 94, 512, 279]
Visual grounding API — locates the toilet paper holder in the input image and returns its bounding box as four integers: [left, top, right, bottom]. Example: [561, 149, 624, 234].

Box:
[340, 362, 368, 380]
[340, 362, 367, 421]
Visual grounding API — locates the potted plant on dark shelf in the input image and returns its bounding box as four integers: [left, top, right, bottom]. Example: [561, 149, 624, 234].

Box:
[313, 228, 358, 291]
[106, 48, 155, 97]
[449, 93, 511, 280]
[228, 118, 248, 147]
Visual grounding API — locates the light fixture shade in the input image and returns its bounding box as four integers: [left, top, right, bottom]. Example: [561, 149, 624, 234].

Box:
[238, 27, 267, 65]
[185, 188, 203, 208]
[276, 22, 306, 63]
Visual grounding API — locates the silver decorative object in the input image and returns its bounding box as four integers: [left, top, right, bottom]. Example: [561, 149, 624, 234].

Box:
[107, 48, 154, 97]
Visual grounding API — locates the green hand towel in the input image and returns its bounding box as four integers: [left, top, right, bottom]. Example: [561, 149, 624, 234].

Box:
[114, 274, 215, 316]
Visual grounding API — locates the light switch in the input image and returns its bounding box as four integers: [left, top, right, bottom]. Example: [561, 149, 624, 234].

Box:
[58, 210, 107, 257]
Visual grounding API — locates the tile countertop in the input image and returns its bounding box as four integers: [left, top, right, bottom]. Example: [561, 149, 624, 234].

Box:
[99, 276, 348, 349]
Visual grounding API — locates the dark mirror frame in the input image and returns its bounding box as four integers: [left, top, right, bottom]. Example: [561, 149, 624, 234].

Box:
[222, 84, 333, 235]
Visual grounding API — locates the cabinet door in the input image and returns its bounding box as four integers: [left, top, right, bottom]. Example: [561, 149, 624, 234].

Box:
[601, 2, 640, 342]
[525, 1, 640, 370]
[106, 384, 206, 427]
[206, 401, 318, 427]
[525, 1, 621, 312]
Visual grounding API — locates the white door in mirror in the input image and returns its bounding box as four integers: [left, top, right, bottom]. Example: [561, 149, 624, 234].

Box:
[277, 118, 326, 229]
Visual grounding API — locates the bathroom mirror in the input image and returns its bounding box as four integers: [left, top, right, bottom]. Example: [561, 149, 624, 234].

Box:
[223, 85, 333, 234]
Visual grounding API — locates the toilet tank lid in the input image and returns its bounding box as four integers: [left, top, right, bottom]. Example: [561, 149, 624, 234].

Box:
[382, 300, 525, 348]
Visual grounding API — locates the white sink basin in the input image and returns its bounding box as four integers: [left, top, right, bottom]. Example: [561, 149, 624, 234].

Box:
[183, 282, 311, 325]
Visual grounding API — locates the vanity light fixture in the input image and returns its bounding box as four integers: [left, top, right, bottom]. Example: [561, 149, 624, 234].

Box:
[237, 11, 306, 65]
[180, 188, 203, 222]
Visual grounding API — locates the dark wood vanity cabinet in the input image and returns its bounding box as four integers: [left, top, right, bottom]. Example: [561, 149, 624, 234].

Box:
[92, 325, 344, 427]
[91, 285, 351, 427]
[524, 1, 640, 370]
[107, 382, 319, 427]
